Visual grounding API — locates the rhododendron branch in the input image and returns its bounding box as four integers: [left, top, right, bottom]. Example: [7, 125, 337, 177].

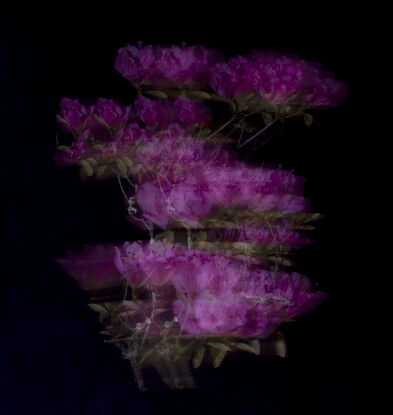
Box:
[54, 44, 338, 389]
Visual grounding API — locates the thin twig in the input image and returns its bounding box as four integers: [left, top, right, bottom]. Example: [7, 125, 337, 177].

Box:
[114, 170, 153, 236]
[116, 175, 128, 201]
[125, 175, 137, 190]
[186, 227, 192, 249]
[205, 115, 236, 141]
[237, 118, 279, 149]
[123, 281, 129, 301]
[241, 125, 286, 162]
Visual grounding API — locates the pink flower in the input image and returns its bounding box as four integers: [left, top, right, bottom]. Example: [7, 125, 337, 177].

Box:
[114, 42, 223, 88]
[134, 160, 309, 228]
[113, 241, 327, 337]
[136, 181, 173, 229]
[209, 51, 349, 108]
[93, 98, 133, 129]
[209, 56, 256, 99]
[238, 306, 284, 338]
[279, 194, 310, 214]
[114, 240, 186, 287]
[131, 133, 235, 187]
[205, 163, 306, 209]
[114, 42, 156, 85]
[57, 98, 94, 134]
[168, 181, 215, 227]
[193, 296, 249, 334]
[56, 244, 123, 289]
[68, 143, 85, 159]
[134, 96, 170, 129]
[270, 272, 327, 319]
[311, 72, 350, 107]
[174, 97, 212, 126]
[172, 299, 201, 334]
[116, 122, 143, 145]
[170, 249, 250, 301]
[173, 273, 325, 335]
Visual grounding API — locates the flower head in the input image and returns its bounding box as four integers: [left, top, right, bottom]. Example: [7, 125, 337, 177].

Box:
[174, 97, 212, 127]
[114, 240, 185, 287]
[134, 96, 172, 129]
[210, 50, 349, 109]
[114, 42, 224, 88]
[93, 98, 133, 129]
[57, 98, 94, 134]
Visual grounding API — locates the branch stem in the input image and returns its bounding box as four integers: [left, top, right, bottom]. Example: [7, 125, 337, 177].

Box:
[237, 118, 279, 149]
[205, 116, 236, 140]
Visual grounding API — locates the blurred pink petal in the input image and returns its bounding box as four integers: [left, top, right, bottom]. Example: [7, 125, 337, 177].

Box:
[56, 244, 123, 289]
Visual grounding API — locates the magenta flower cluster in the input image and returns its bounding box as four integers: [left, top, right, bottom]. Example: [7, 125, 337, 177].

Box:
[209, 51, 349, 107]
[114, 240, 326, 337]
[56, 96, 213, 161]
[55, 42, 336, 349]
[114, 42, 224, 88]
[136, 162, 309, 228]
[134, 96, 212, 129]
[113, 42, 348, 108]
[132, 130, 233, 179]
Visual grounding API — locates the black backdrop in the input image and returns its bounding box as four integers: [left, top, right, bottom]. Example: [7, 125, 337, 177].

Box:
[1, 14, 364, 414]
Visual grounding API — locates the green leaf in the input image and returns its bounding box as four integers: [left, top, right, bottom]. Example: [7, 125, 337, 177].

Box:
[211, 348, 227, 368]
[304, 113, 313, 127]
[57, 145, 70, 152]
[80, 160, 93, 177]
[206, 342, 232, 352]
[145, 90, 168, 99]
[119, 301, 140, 310]
[86, 157, 98, 166]
[115, 159, 128, 176]
[188, 90, 212, 100]
[119, 310, 139, 319]
[162, 230, 174, 243]
[195, 231, 208, 242]
[261, 112, 273, 125]
[192, 346, 206, 369]
[94, 114, 111, 130]
[266, 256, 295, 267]
[93, 144, 106, 151]
[152, 308, 169, 315]
[232, 342, 259, 355]
[303, 212, 323, 223]
[139, 346, 157, 365]
[122, 157, 134, 168]
[56, 114, 71, 129]
[88, 303, 108, 315]
[250, 339, 260, 355]
[96, 164, 107, 176]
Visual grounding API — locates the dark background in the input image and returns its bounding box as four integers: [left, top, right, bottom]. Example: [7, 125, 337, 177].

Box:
[1, 14, 365, 414]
